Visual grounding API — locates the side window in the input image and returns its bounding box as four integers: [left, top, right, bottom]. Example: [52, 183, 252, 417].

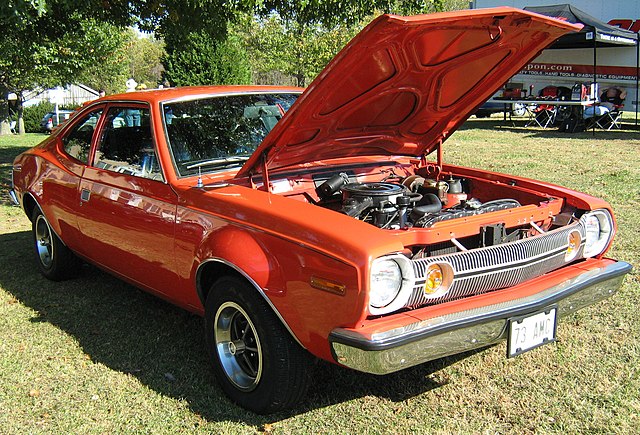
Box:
[94, 107, 163, 181]
[62, 109, 102, 163]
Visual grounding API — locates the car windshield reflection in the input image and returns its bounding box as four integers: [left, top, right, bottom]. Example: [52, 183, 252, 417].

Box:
[163, 93, 299, 177]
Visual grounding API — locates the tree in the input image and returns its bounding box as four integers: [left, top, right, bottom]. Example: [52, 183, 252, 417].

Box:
[0, 0, 239, 134]
[163, 31, 251, 86]
[127, 34, 166, 89]
[235, 14, 357, 87]
[76, 24, 131, 95]
[0, 13, 130, 134]
[239, 1, 467, 87]
[79, 31, 166, 94]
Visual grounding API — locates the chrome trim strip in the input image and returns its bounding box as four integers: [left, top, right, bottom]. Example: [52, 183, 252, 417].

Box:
[330, 261, 631, 375]
[196, 258, 305, 348]
[162, 90, 303, 106]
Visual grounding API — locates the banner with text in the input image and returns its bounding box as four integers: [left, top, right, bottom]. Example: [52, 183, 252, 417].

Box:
[519, 63, 638, 81]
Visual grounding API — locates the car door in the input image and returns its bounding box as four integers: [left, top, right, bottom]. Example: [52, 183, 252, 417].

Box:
[47, 107, 104, 249]
[74, 103, 180, 297]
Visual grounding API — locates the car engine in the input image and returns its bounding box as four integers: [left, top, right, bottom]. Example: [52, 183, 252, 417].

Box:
[316, 172, 522, 230]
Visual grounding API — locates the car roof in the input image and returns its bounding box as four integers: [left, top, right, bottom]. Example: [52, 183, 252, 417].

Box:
[95, 85, 304, 105]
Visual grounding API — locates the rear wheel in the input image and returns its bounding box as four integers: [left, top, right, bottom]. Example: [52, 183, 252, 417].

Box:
[204, 276, 310, 414]
[31, 208, 80, 280]
[512, 103, 526, 117]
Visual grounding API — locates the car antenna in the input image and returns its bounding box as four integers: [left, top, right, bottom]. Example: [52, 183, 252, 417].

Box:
[197, 166, 203, 188]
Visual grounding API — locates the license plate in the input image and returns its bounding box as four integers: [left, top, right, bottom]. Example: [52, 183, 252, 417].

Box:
[507, 307, 557, 357]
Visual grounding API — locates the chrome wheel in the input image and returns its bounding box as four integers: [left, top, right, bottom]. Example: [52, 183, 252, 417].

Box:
[34, 214, 54, 269]
[214, 301, 263, 391]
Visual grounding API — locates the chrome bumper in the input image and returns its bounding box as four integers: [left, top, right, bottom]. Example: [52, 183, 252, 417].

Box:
[9, 189, 20, 206]
[330, 260, 632, 375]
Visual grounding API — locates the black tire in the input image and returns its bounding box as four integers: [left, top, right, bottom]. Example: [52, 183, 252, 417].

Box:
[31, 208, 80, 281]
[204, 276, 310, 414]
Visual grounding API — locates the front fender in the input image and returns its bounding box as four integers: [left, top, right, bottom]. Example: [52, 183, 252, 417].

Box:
[196, 226, 279, 291]
[194, 224, 365, 361]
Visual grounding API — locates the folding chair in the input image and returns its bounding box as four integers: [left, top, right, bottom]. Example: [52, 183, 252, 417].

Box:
[594, 107, 623, 130]
[529, 105, 557, 128]
[528, 85, 569, 129]
[591, 87, 626, 130]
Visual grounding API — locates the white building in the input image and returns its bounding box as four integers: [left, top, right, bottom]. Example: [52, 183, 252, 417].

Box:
[18, 84, 99, 107]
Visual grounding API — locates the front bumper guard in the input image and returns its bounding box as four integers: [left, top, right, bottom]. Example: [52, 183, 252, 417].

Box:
[330, 260, 632, 375]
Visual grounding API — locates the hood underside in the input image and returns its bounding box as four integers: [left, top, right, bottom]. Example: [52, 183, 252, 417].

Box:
[237, 7, 581, 178]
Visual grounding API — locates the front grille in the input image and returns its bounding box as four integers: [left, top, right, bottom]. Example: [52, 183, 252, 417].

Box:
[408, 222, 584, 307]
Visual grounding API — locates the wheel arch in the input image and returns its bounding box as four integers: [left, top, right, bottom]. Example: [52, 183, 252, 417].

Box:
[196, 258, 305, 348]
[21, 192, 38, 222]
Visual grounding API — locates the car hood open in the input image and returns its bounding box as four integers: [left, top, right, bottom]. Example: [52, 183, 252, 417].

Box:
[237, 7, 581, 178]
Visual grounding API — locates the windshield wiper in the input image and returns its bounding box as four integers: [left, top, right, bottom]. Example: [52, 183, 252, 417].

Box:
[186, 156, 251, 170]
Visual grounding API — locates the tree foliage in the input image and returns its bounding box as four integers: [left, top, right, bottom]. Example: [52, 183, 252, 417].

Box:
[234, 14, 357, 87]
[0, 12, 130, 133]
[126, 35, 166, 89]
[238, 0, 469, 87]
[163, 31, 251, 86]
[75, 24, 132, 95]
[86, 31, 168, 93]
[260, 0, 448, 26]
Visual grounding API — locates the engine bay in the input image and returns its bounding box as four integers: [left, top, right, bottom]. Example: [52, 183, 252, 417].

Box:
[267, 160, 571, 256]
[315, 172, 523, 231]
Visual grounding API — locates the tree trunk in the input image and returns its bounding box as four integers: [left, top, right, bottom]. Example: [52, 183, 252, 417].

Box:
[17, 94, 25, 134]
[294, 22, 306, 88]
[0, 87, 11, 136]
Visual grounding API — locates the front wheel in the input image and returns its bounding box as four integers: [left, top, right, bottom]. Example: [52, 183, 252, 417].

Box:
[204, 276, 310, 414]
[31, 208, 80, 281]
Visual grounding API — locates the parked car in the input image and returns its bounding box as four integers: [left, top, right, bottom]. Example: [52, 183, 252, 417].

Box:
[11, 8, 631, 414]
[475, 101, 527, 117]
[40, 110, 75, 132]
[475, 94, 526, 118]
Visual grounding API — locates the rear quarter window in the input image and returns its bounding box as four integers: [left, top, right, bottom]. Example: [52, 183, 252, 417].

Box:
[62, 109, 103, 163]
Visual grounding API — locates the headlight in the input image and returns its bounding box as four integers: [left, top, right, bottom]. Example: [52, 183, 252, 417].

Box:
[369, 258, 402, 309]
[582, 210, 614, 258]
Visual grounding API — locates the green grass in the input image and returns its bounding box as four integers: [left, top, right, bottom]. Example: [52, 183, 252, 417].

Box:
[0, 124, 639, 433]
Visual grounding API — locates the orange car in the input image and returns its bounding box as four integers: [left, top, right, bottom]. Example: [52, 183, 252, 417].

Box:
[10, 8, 631, 413]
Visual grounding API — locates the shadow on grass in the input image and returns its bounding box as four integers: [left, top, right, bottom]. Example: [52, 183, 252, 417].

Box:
[0, 145, 33, 206]
[461, 117, 640, 141]
[0, 144, 32, 162]
[0, 229, 476, 424]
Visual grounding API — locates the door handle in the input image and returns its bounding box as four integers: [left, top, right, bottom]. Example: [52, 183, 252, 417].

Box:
[80, 188, 91, 202]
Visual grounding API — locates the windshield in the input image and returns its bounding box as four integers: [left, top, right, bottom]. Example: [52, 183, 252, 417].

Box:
[163, 93, 299, 177]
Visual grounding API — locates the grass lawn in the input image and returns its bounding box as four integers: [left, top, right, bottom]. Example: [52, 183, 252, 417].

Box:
[0, 122, 638, 433]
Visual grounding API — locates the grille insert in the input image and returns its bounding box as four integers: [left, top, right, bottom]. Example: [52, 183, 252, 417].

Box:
[408, 222, 584, 307]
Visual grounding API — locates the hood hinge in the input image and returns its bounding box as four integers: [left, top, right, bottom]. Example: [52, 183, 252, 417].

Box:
[249, 151, 271, 191]
[261, 151, 271, 192]
[419, 138, 444, 180]
[436, 138, 444, 179]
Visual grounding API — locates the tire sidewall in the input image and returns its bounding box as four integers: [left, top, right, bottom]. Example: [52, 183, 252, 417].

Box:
[32, 208, 55, 277]
[204, 276, 289, 413]
[31, 207, 79, 281]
